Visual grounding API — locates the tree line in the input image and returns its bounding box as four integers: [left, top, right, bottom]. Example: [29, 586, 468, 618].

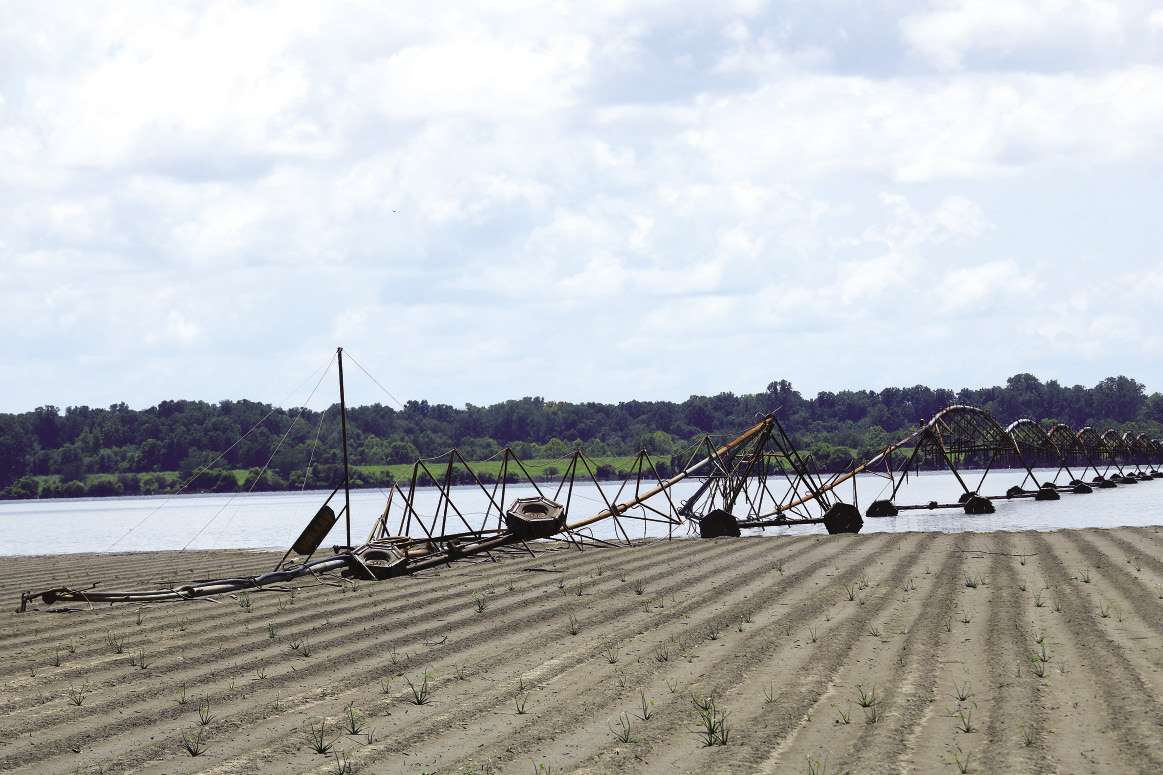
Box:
[2, 373, 1160, 499]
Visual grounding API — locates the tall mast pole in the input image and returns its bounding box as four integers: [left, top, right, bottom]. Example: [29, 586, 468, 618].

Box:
[338, 347, 352, 548]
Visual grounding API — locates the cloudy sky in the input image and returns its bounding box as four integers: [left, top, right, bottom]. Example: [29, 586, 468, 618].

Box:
[3, 1, 1162, 413]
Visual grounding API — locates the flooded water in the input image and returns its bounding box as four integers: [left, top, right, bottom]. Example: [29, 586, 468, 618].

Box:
[1, 468, 1159, 556]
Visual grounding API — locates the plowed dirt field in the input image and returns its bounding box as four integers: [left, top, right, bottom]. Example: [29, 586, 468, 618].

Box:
[5, 527, 1163, 774]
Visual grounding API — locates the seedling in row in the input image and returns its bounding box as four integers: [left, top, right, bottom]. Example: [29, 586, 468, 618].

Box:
[609, 711, 634, 743]
[308, 719, 338, 754]
[636, 691, 655, 721]
[405, 672, 433, 704]
[67, 683, 89, 706]
[182, 728, 207, 757]
[342, 702, 364, 734]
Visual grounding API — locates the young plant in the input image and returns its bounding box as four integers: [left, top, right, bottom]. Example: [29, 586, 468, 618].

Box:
[49, 649, 62, 667]
[177, 684, 189, 705]
[954, 681, 972, 702]
[67, 683, 89, 706]
[405, 672, 432, 704]
[182, 728, 207, 756]
[473, 594, 489, 613]
[693, 696, 730, 746]
[805, 754, 827, 775]
[957, 709, 976, 733]
[197, 698, 215, 726]
[636, 691, 655, 721]
[706, 623, 721, 641]
[833, 703, 850, 724]
[342, 702, 364, 734]
[567, 614, 580, 635]
[267, 621, 277, 639]
[807, 626, 818, 643]
[855, 685, 876, 708]
[633, 579, 645, 595]
[763, 683, 776, 704]
[604, 645, 620, 664]
[654, 642, 670, 662]
[609, 711, 633, 743]
[1079, 569, 1091, 583]
[308, 719, 338, 754]
[953, 747, 971, 773]
[515, 692, 530, 714]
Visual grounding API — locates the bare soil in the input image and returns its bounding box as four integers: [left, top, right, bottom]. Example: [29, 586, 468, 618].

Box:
[4, 527, 1163, 774]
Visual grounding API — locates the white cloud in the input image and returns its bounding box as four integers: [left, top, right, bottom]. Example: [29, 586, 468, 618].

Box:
[2, 1, 1163, 412]
[361, 32, 591, 118]
[900, 0, 1126, 71]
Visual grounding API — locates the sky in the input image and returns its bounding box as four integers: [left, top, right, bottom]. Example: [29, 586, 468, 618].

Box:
[3, 0, 1163, 414]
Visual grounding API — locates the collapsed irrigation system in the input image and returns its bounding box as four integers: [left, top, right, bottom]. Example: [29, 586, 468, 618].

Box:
[19, 350, 1163, 611]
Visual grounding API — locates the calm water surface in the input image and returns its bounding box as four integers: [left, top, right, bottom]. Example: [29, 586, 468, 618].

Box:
[1, 469, 1160, 556]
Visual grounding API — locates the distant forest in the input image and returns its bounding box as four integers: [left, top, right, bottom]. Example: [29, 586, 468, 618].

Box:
[1, 373, 1160, 500]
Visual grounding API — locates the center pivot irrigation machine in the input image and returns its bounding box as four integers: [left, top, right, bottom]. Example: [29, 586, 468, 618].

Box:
[19, 349, 1163, 611]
